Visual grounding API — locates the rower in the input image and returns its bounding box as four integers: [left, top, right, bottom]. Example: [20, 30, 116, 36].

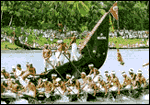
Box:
[128, 68, 137, 87]
[15, 64, 23, 78]
[51, 74, 58, 93]
[80, 72, 89, 91]
[104, 70, 112, 86]
[69, 33, 78, 61]
[55, 40, 64, 66]
[1, 67, 10, 79]
[65, 74, 72, 86]
[88, 64, 99, 79]
[87, 75, 97, 96]
[117, 49, 125, 65]
[44, 80, 53, 98]
[21, 63, 36, 81]
[121, 71, 132, 90]
[43, 44, 54, 72]
[96, 75, 108, 96]
[109, 71, 120, 95]
[19, 78, 37, 98]
[53, 78, 65, 95]
[134, 69, 147, 89]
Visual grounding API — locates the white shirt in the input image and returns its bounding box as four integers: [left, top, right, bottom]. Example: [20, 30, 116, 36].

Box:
[16, 69, 22, 77]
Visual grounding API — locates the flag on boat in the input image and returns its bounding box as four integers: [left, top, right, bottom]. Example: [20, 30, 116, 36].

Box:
[109, 2, 118, 20]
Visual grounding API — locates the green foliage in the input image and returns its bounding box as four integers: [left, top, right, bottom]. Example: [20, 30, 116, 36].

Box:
[1, 1, 149, 32]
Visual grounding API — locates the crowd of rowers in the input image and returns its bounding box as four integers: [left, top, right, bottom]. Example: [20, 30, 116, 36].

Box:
[1, 63, 149, 99]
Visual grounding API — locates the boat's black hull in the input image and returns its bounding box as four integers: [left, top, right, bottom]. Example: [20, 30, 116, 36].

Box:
[42, 14, 110, 81]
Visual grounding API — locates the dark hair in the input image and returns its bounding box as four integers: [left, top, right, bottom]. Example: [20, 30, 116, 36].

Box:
[17, 64, 21, 68]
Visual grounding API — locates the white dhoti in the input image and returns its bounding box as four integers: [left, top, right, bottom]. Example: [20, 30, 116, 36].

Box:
[18, 77, 28, 87]
[44, 58, 54, 69]
[38, 88, 45, 92]
[69, 86, 78, 94]
[71, 43, 78, 61]
[25, 90, 34, 97]
[54, 87, 64, 95]
[45, 92, 51, 98]
[109, 86, 118, 92]
[124, 85, 131, 90]
[55, 51, 65, 65]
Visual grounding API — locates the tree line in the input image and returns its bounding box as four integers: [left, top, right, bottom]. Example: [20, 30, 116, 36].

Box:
[1, 1, 149, 34]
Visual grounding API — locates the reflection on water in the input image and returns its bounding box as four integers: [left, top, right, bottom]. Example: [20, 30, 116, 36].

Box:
[1, 49, 149, 82]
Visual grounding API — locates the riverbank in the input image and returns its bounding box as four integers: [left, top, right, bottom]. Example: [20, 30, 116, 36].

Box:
[1, 39, 149, 50]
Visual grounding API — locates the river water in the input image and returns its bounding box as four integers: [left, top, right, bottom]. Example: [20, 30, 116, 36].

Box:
[1, 49, 149, 83]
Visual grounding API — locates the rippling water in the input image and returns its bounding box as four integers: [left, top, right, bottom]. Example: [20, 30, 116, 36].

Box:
[1, 49, 149, 83]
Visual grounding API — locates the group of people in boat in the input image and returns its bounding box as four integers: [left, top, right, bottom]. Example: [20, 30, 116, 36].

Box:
[1, 62, 149, 100]
[43, 34, 81, 72]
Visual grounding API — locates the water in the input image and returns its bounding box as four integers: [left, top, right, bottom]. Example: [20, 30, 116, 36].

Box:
[1, 49, 149, 83]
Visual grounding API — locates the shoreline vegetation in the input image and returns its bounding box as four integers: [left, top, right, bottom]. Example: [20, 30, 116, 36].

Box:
[1, 37, 149, 50]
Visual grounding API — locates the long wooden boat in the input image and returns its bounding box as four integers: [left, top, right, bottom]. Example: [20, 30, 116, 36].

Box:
[14, 37, 42, 50]
[39, 11, 110, 81]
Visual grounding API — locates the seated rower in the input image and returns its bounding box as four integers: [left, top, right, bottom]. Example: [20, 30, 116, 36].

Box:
[88, 64, 99, 79]
[55, 40, 65, 66]
[1, 67, 10, 79]
[15, 64, 24, 78]
[104, 70, 112, 87]
[108, 71, 121, 95]
[19, 78, 36, 98]
[65, 74, 72, 86]
[53, 78, 66, 95]
[21, 63, 36, 80]
[86, 75, 97, 96]
[51, 74, 58, 92]
[96, 75, 108, 95]
[44, 80, 53, 98]
[37, 78, 47, 95]
[121, 71, 132, 90]
[128, 68, 137, 88]
[134, 69, 147, 89]
[80, 72, 89, 91]
[43, 44, 54, 72]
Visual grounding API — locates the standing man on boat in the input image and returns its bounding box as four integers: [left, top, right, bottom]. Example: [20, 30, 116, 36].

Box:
[43, 44, 54, 72]
[55, 40, 67, 66]
[69, 33, 79, 61]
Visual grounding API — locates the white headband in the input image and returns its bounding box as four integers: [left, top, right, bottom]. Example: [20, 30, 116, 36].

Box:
[81, 72, 86, 75]
[137, 69, 142, 74]
[111, 71, 116, 74]
[51, 74, 57, 77]
[88, 64, 94, 67]
[104, 70, 109, 74]
[56, 78, 61, 82]
[12, 66, 16, 69]
[1, 67, 5, 70]
[43, 78, 48, 82]
[66, 74, 71, 77]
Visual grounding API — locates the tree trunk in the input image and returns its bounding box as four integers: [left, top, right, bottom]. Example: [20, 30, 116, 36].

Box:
[9, 15, 13, 27]
[1, 11, 3, 21]
[25, 21, 26, 26]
